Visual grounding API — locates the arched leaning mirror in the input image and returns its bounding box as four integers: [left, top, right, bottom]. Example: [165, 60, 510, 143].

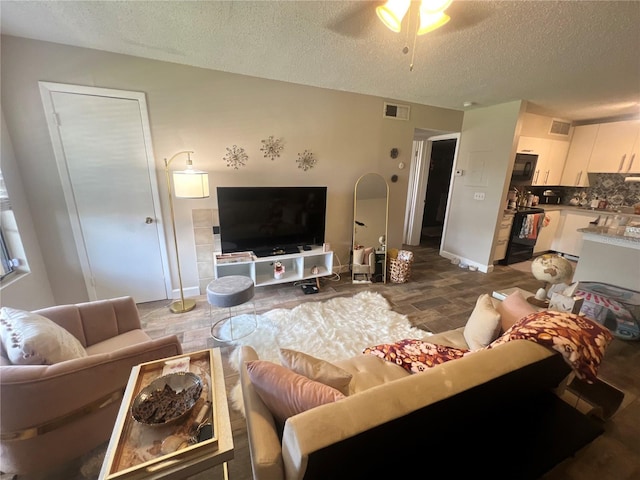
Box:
[353, 173, 389, 284]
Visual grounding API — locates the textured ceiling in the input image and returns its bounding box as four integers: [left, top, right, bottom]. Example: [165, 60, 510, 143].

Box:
[1, 0, 639, 122]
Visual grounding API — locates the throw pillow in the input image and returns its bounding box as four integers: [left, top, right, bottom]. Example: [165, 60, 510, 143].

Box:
[363, 339, 469, 374]
[463, 294, 502, 350]
[488, 310, 613, 383]
[279, 348, 353, 395]
[496, 290, 537, 332]
[246, 360, 345, 423]
[0, 307, 88, 365]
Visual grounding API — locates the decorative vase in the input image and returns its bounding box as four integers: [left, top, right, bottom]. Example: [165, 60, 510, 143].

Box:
[274, 262, 285, 280]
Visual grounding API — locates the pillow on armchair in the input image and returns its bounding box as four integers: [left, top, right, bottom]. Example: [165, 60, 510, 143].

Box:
[0, 307, 88, 365]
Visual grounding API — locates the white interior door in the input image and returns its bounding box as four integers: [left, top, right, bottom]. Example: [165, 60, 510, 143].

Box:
[39, 83, 170, 303]
[404, 133, 460, 247]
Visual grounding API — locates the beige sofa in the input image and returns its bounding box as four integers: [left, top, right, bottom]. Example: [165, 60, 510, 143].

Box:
[0, 296, 182, 476]
[239, 324, 604, 480]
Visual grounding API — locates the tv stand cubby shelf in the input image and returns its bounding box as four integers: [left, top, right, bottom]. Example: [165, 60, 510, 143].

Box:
[214, 247, 333, 287]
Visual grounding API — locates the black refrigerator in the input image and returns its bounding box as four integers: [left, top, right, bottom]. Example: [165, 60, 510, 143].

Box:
[500, 207, 545, 265]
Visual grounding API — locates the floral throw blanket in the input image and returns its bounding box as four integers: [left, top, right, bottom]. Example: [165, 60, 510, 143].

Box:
[364, 311, 613, 383]
[487, 310, 613, 383]
[363, 339, 470, 374]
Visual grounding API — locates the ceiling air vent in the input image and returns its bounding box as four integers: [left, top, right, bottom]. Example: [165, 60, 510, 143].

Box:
[383, 102, 410, 120]
[549, 119, 571, 136]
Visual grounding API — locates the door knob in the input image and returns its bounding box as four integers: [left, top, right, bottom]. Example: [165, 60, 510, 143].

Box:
[145, 217, 154, 224]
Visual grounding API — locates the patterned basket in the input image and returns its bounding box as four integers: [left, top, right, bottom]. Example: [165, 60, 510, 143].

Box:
[388, 250, 414, 283]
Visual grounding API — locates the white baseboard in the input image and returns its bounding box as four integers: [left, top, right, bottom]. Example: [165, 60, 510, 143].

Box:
[439, 250, 492, 273]
[170, 286, 201, 299]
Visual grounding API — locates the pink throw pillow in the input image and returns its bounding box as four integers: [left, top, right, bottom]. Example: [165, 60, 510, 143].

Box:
[246, 360, 345, 423]
[496, 291, 537, 332]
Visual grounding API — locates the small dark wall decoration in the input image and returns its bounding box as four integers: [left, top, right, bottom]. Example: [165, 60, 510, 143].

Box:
[390, 148, 399, 159]
[391, 175, 399, 183]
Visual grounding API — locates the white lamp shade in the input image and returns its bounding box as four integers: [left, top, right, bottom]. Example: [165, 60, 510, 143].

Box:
[376, 0, 411, 33]
[173, 170, 210, 198]
[417, 10, 450, 35]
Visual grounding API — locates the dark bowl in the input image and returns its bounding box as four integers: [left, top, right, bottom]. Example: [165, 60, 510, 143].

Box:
[131, 372, 203, 426]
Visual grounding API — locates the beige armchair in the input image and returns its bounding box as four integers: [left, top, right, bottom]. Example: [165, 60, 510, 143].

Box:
[0, 296, 182, 476]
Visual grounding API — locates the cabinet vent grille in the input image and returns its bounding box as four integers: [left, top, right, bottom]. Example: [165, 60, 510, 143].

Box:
[549, 119, 571, 136]
[383, 102, 410, 120]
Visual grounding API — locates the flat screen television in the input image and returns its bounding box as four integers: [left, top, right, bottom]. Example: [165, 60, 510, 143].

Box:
[216, 186, 327, 256]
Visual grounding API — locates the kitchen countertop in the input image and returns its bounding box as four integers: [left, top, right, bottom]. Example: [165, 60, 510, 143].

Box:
[577, 226, 640, 249]
[505, 204, 640, 221]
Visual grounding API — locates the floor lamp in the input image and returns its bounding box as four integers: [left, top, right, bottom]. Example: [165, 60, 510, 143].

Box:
[164, 150, 209, 314]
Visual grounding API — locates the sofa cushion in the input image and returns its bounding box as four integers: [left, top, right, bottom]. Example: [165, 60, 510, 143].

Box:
[85, 329, 151, 355]
[246, 360, 345, 423]
[489, 310, 613, 382]
[279, 348, 352, 395]
[496, 290, 537, 332]
[0, 307, 88, 365]
[334, 354, 409, 394]
[464, 294, 502, 350]
[363, 339, 470, 374]
[427, 327, 469, 349]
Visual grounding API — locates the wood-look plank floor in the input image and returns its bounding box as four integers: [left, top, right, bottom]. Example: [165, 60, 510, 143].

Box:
[10, 243, 638, 480]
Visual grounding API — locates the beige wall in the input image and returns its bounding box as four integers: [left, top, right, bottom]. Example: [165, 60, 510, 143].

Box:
[1, 35, 463, 304]
[441, 101, 526, 270]
[0, 110, 55, 309]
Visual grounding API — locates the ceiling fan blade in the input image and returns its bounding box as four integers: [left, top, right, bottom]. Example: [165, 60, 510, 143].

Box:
[325, 2, 379, 39]
[439, 1, 494, 35]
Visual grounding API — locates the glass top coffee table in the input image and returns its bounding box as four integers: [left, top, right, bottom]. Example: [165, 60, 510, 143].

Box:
[99, 348, 233, 479]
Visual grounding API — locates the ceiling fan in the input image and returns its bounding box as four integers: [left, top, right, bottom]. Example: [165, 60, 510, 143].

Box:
[326, 1, 493, 71]
[376, 0, 453, 70]
[326, 1, 492, 40]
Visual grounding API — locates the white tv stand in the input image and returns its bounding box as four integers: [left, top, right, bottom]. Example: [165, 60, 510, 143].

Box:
[214, 247, 333, 287]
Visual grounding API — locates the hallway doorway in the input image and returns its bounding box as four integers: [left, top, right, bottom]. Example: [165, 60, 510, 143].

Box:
[420, 138, 456, 247]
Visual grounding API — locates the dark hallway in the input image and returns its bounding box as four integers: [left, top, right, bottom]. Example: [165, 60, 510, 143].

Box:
[420, 138, 456, 247]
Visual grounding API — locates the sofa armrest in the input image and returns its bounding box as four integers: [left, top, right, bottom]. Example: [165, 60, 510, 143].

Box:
[239, 346, 285, 480]
[0, 335, 182, 434]
[34, 296, 142, 347]
[281, 340, 561, 480]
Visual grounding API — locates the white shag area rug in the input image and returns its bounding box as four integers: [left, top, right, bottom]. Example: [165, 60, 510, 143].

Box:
[226, 290, 432, 413]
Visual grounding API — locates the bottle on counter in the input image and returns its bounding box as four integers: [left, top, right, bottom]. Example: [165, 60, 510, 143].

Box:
[598, 198, 608, 210]
[526, 192, 533, 208]
[590, 195, 600, 209]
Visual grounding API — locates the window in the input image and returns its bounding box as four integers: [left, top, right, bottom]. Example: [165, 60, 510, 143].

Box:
[0, 170, 17, 280]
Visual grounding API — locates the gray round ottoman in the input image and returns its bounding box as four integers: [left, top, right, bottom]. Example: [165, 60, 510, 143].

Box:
[207, 275, 258, 342]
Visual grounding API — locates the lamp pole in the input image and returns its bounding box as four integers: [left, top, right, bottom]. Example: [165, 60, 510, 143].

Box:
[164, 150, 196, 313]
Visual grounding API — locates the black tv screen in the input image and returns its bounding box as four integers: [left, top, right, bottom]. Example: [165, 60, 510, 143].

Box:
[217, 186, 327, 256]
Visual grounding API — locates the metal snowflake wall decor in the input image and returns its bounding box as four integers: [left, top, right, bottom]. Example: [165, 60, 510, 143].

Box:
[224, 145, 248, 169]
[296, 150, 317, 171]
[260, 136, 284, 161]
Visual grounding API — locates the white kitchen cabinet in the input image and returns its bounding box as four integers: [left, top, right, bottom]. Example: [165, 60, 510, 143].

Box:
[560, 124, 599, 187]
[542, 140, 570, 185]
[629, 133, 640, 173]
[517, 136, 547, 155]
[587, 120, 640, 173]
[534, 210, 561, 254]
[518, 136, 568, 186]
[551, 211, 598, 258]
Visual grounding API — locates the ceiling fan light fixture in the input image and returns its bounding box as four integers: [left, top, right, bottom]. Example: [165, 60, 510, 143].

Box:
[420, 0, 453, 14]
[417, 11, 450, 35]
[376, 0, 411, 33]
